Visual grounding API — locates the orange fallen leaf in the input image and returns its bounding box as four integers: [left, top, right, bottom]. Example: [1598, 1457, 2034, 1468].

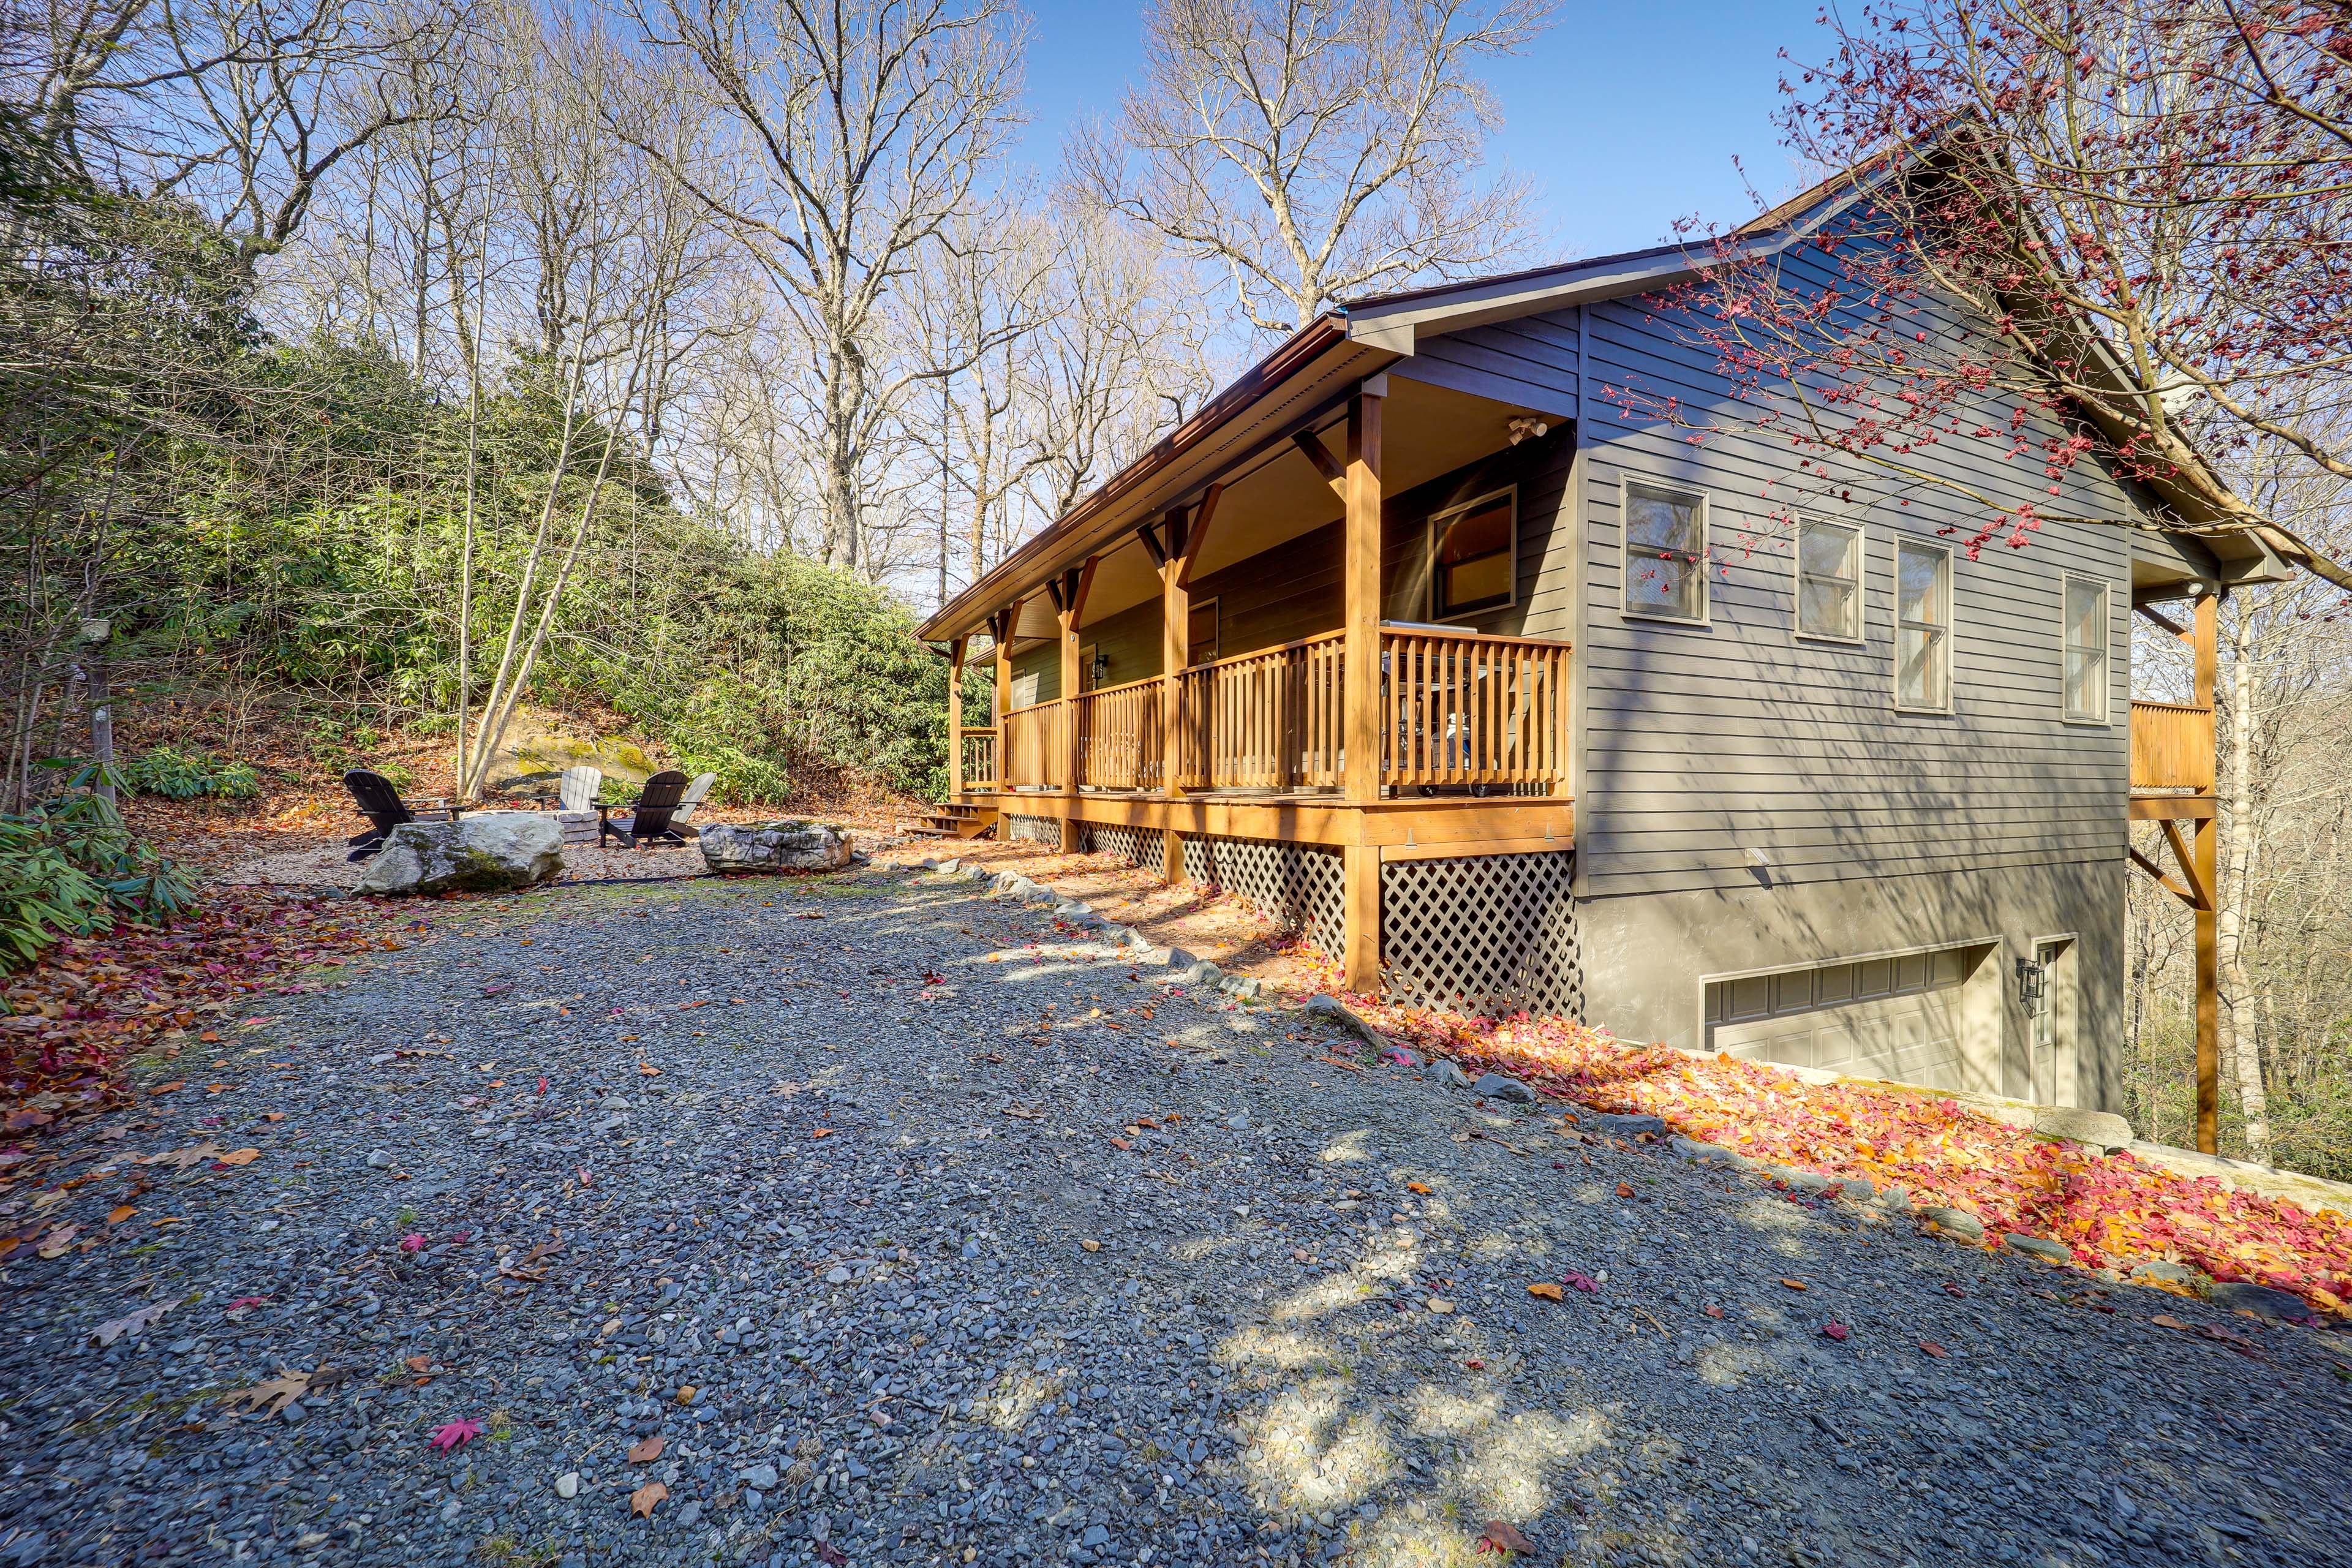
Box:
[106, 1205, 138, 1224]
[1616, 1182, 1637, 1199]
[1526, 1281, 1564, 1302]
[213, 1148, 263, 1166]
[2151, 1313, 2193, 1331]
[1406, 1182, 1431, 1194]
[1703, 1305, 1724, 1319]
[1108, 1136, 1131, 1150]
[262, 1111, 283, 1122]
[628, 1434, 665, 1464]
[630, 1480, 668, 1517]
[151, 1081, 185, 1095]
[1779, 1278, 1808, 1291]
[811, 1128, 834, 1139]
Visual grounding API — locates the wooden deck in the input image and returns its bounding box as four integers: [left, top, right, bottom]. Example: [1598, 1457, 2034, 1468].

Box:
[2128, 698, 2215, 820]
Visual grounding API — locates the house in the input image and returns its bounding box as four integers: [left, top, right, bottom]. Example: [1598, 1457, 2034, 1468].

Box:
[913, 173, 2290, 1123]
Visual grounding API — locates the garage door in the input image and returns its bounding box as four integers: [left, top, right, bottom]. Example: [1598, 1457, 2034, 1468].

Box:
[1704, 946, 1980, 1090]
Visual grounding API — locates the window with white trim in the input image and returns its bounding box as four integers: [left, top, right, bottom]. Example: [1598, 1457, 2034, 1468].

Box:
[1795, 518, 1863, 641]
[1623, 480, 1706, 622]
[1430, 489, 1515, 620]
[2062, 573, 2109, 722]
[1894, 538, 1953, 711]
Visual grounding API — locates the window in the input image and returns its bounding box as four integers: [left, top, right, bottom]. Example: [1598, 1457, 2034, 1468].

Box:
[1795, 518, 1863, 641]
[1623, 480, 1706, 622]
[1187, 598, 1219, 666]
[1430, 490, 1515, 619]
[1894, 538, 1953, 710]
[2062, 574, 2109, 723]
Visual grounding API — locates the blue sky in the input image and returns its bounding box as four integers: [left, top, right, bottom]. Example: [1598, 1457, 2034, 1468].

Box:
[1011, 0, 1831, 261]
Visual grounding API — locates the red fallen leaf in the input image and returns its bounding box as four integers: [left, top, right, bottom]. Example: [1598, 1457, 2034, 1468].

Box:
[1561, 1271, 1599, 1294]
[224, 1295, 270, 1310]
[400, 1234, 426, 1253]
[1918, 1341, 1950, 1357]
[815, 1544, 848, 1566]
[1476, 1520, 1535, 1556]
[430, 1419, 481, 1452]
[1821, 1320, 1851, 1341]
[1942, 1283, 1968, 1297]
[537, 1077, 549, 1095]
[1464, 1358, 1484, 1370]
[1703, 1305, 1725, 1319]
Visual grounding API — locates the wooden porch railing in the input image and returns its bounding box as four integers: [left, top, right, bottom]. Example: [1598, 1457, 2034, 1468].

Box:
[2131, 698, 2214, 793]
[1002, 701, 1060, 790]
[992, 626, 1572, 796]
[959, 726, 998, 791]
[1382, 628, 1573, 790]
[1174, 632, 1346, 790]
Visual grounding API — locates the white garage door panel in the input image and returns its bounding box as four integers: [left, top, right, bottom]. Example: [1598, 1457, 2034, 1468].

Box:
[1713, 990, 1962, 1090]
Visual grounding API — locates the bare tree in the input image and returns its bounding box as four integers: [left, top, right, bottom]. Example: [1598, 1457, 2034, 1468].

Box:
[619, 0, 1026, 576]
[1070, 0, 1554, 334]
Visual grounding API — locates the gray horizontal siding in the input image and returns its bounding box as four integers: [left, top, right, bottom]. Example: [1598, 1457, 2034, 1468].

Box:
[1398, 311, 1581, 420]
[1570, 238, 2136, 900]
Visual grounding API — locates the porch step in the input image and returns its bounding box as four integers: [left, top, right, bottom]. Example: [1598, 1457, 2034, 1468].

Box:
[898, 802, 998, 840]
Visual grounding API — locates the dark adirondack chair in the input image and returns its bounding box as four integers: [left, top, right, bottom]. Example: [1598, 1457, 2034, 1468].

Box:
[342, 769, 415, 862]
[600, 769, 690, 849]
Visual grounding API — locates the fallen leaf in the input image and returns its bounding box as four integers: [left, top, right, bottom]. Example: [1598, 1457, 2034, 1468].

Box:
[1942, 1283, 1968, 1298]
[1406, 1182, 1431, 1194]
[1477, 1520, 1535, 1556]
[89, 1294, 183, 1346]
[1703, 1305, 1725, 1319]
[1616, 1182, 1637, 1199]
[404, 1354, 433, 1374]
[36, 1225, 78, 1259]
[628, 1434, 665, 1464]
[105, 1205, 138, 1224]
[630, 1481, 668, 1517]
[1562, 1271, 1599, 1294]
[2151, 1313, 2194, 1331]
[1918, 1341, 1949, 1358]
[431, 1419, 482, 1452]
[1526, 1281, 1564, 1302]
[223, 1366, 342, 1415]
[213, 1148, 262, 1166]
[1780, 1278, 1809, 1292]
[1821, 1320, 1851, 1341]
[1425, 1297, 1455, 1314]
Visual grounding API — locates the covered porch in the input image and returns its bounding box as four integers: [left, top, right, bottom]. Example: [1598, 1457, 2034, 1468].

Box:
[922, 326, 1578, 998]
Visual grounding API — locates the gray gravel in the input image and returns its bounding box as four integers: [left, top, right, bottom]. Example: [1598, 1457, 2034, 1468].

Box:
[4, 861, 2350, 1568]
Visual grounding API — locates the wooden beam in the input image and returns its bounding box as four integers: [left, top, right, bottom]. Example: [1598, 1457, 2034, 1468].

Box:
[2158, 816, 2214, 911]
[1343, 388, 1384, 804]
[1135, 521, 1167, 570]
[1293, 428, 1346, 498]
[2128, 845, 2198, 907]
[946, 635, 967, 799]
[1343, 843, 1382, 993]
[2128, 794, 2216, 820]
[1175, 484, 1225, 592]
[1161, 535, 1187, 805]
[992, 608, 1015, 742]
[1058, 561, 1097, 851]
[2135, 602, 2187, 638]
[2190, 589, 2219, 1155]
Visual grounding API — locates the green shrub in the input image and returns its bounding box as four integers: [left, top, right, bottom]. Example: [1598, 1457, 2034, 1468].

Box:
[126, 745, 262, 801]
[677, 745, 793, 805]
[0, 783, 195, 969]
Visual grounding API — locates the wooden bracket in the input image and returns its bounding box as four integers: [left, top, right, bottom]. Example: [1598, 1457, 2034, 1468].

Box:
[2130, 845, 2200, 908]
[1175, 484, 1224, 592]
[1066, 559, 1098, 626]
[1135, 521, 1167, 569]
[1293, 429, 1346, 498]
[2159, 817, 2215, 911]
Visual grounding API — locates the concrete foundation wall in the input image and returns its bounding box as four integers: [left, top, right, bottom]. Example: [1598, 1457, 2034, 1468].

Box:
[1575, 858, 2127, 1111]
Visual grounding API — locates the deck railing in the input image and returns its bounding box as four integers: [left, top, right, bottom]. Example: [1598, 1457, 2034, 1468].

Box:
[1175, 632, 1345, 790]
[992, 626, 1572, 795]
[1002, 701, 1061, 790]
[959, 726, 999, 791]
[1072, 677, 1163, 790]
[2131, 699, 2214, 793]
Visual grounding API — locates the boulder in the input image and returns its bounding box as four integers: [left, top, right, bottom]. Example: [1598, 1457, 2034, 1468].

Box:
[1588, 1111, 1668, 1137]
[1765, 1166, 1833, 1196]
[2003, 1234, 2073, 1265]
[1305, 993, 1382, 1044]
[1473, 1072, 1537, 1104]
[2207, 1281, 2322, 1325]
[354, 813, 564, 896]
[1219, 974, 1263, 1001]
[2127, 1259, 2208, 1292]
[2031, 1106, 2135, 1152]
[1431, 1058, 1474, 1089]
[699, 820, 853, 873]
[1919, 1205, 1986, 1242]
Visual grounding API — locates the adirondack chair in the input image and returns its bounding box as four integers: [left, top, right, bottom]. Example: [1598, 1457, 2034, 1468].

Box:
[342, 769, 415, 862]
[600, 769, 690, 848]
[669, 772, 717, 838]
[558, 765, 603, 813]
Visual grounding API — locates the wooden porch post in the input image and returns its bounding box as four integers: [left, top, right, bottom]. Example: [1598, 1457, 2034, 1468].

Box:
[1055, 560, 1097, 853]
[1342, 380, 1385, 992]
[946, 635, 967, 799]
[992, 608, 1014, 779]
[2192, 589, 2220, 1155]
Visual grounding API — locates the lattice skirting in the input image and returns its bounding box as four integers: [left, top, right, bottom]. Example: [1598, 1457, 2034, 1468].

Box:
[1003, 813, 1061, 846]
[1083, 823, 1165, 869]
[1177, 834, 1346, 957]
[1382, 850, 1581, 1020]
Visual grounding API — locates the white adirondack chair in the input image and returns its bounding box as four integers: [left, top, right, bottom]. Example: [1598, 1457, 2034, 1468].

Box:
[672, 772, 717, 837]
[558, 765, 603, 812]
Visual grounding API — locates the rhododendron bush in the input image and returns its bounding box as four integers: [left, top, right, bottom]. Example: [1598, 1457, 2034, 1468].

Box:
[1292, 948, 2352, 1317]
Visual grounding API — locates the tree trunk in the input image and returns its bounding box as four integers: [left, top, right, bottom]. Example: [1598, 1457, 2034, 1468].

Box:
[2216, 600, 2271, 1162]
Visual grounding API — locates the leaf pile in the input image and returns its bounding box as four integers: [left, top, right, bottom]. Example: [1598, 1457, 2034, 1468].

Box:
[1, 886, 401, 1129]
[1294, 947, 2352, 1317]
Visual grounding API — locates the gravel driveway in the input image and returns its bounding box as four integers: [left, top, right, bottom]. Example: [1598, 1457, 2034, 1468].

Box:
[4, 862, 2348, 1568]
